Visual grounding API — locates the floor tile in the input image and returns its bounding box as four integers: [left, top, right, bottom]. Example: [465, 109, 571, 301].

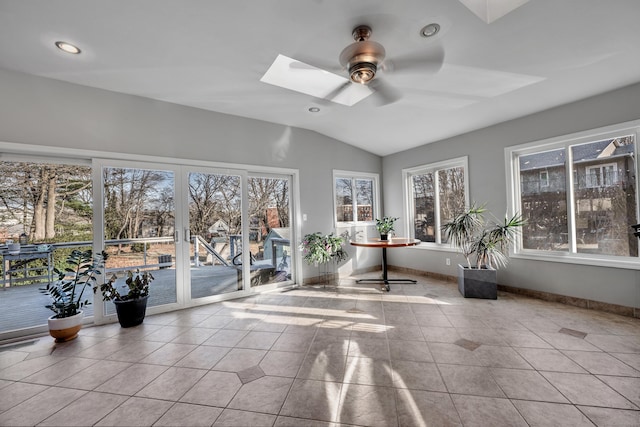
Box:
[213, 408, 277, 426]
[2, 275, 639, 427]
[170, 327, 218, 345]
[576, 406, 640, 426]
[274, 415, 337, 426]
[511, 400, 595, 426]
[236, 331, 281, 350]
[563, 350, 640, 376]
[0, 354, 66, 381]
[428, 342, 481, 366]
[38, 391, 128, 426]
[0, 381, 48, 412]
[336, 383, 398, 427]
[95, 363, 168, 395]
[451, 394, 528, 426]
[154, 402, 222, 426]
[385, 324, 424, 341]
[389, 339, 433, 362]
[395, 389, 462, 426]
[203, 329, 248, 347]
[391, 359, 447, 392]
[611, 352, 640, 372]
[343, 356, 393, 387]
[106, 340, 166, 362]
[279, 379, 341, 422]
[259, 350, 305, 377]
[56, 359, 132, 390]
[139, 342, 197, 365]
[21, 356, 96, 385]
[490, 368, 568, 402]
[180, 370, 242, 407]
[585, 334, 640, 353]
[536, 332, 601, 351]
[174, 345, 230, 369]
[270, 331, 315, 352]
[541, 371, 637, 409]
[94, 396, 173, 426]
[438, 364, 505, 397]
[297, 352, 347, 382]
[474, 345, 532, 369]
[136, 366, 207, 401]
[348, 337, 390, 360]
[0, 386, 86, 426]
[596, 375, 640, 408]
[515, 348, 588, 373]
[228, 375, 293, 414]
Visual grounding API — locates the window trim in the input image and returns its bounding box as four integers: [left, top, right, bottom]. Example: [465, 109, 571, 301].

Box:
[332, 170, 380, 226]
[505, 119, 640, 270]
[402, 156, 469, 246]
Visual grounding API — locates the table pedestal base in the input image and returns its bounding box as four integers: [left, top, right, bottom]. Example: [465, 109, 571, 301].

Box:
[356, 277, 417, 292]
[355, 247, 417, 292]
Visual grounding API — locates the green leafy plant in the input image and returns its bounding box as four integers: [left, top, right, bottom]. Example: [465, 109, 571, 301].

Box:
[441, 204, 525, 269]
[300, 232, 348, 266]
[40, 249, 106, 318]
[96, 269, 153, 302]
[375, 216, 398, 235]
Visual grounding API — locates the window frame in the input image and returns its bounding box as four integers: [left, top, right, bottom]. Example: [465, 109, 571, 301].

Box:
[505, 119, 640, 269]
[332, 170, 380, 226]
[402, 156, 469, 247]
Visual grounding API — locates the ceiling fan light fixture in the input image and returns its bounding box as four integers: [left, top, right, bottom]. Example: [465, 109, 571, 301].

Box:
[349, 62, 377, 84]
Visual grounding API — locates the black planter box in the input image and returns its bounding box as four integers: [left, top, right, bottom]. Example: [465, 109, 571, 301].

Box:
[458, 264, 497, 299]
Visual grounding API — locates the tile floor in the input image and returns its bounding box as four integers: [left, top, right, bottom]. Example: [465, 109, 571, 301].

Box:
[1, 274, 639, 426]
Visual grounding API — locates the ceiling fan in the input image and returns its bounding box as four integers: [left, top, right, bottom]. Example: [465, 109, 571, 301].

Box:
[262, 24, 445, 107]
[320, 24, 445, 106]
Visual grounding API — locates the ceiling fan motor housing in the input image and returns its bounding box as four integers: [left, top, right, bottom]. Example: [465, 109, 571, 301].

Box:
[340, 26, 386, 84]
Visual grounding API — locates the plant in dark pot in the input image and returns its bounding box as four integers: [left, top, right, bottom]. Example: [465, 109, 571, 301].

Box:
[96, 268, 154, 328]
[375, 216, 398, 241]
[40, 249, 102, 342]
[442, 204, 525, 299]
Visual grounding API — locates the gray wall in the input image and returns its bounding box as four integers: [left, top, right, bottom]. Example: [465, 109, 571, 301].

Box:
[0, 68, 382, 279]
[383, 82, 640, 309]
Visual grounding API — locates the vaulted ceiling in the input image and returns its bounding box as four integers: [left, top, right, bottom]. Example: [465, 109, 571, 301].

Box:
[1, 0, 639, 156]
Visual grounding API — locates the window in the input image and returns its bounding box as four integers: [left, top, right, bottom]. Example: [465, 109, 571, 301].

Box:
[584, 163, 617, 188]
[507, 122, 639, 263]
[334, 171, 378, 223]
[404, 157, 468, 243]
[540, 170, 549, 187]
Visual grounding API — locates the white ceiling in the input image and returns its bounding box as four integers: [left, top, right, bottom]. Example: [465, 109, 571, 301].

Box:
[1, 0, 639, 156]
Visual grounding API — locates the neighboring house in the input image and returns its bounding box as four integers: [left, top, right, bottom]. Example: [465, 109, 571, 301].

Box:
[519, 138, 636, 254]
[263, 227, 291, 268]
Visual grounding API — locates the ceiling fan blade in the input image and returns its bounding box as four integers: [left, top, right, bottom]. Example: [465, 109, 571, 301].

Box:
[382, 44, 445, 75]
[369, 79, 402, 106]
[322, 80, 352, 103]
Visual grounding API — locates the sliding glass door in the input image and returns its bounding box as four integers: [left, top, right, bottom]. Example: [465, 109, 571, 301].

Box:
[247, 174, 294, 287]
[99, 162, 179, 317]
[187, 169, 244, 299]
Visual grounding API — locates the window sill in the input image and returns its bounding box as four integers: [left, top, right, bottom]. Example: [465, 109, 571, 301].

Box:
[512, 251, 640, 270]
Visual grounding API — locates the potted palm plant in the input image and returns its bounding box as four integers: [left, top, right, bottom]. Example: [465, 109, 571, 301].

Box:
[40, 249, 102, 342]
[96, 268, 154, 328]
[442, 205, 524, 299]
[375, 216, 398, 240]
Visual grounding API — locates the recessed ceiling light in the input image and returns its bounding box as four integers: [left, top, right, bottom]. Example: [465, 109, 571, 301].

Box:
[308, 107, 321, 113]
[420, 23, 440, 38]
[55, 41, 81, 54]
